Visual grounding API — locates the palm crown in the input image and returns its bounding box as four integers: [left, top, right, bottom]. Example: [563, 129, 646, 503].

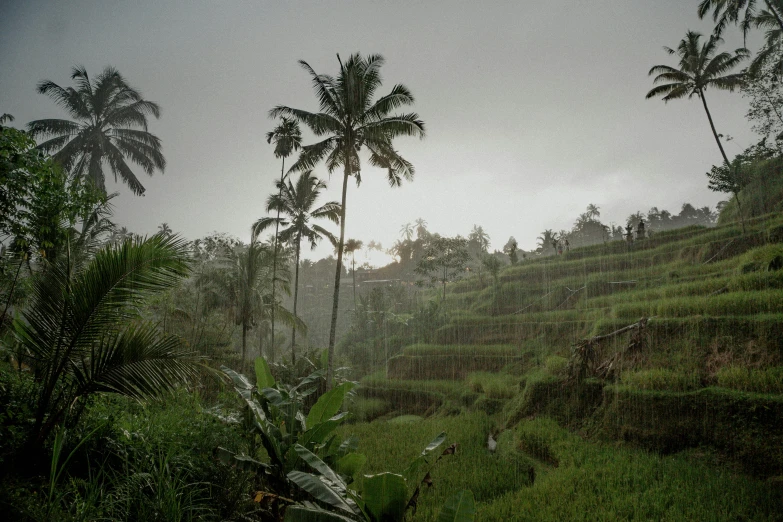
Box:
[646, 31, 748, 164]
[28, 66, 164, 196]
[270, 53, 425, 185]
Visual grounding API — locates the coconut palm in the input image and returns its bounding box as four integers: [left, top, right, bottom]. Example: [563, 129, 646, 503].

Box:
[158, 222, 172, 237]
[586, 203, 601, 219]
[646, 31, 749, 166]
[415, 217, 428, 239]
[698, 0, 783, 37]
[265, 117, 302, 355]
[16, 234, 203, 451]
[270, 53, 425, 387]
[400, 223, 414, 241]
[537, 229, 557, 253]
[253, 171, 339, 363]
[0, 113, 14, 125]
[27, 66, 164, 196]
[469, 225, 490, 253]
[344, 239, 364, 310]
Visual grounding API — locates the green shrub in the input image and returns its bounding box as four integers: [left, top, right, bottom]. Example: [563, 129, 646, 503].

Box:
[716, 366, 783, 394]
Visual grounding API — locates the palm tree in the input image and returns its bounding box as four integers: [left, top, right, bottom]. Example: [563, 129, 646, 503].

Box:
[537, 229, 557, 253]
[265, 117, 302, 356]
[16, 234, 203, 451]
[344, 239, 364, 310]
[28, 66, 164, 196]
[586, 204, 601, 219]
[0, 113, 14, 125]
[469, 225, 490, 253]
[415, 217, 428, 239]
[400, 222, 414, 241]
[646, 31, 749, 166]
[270, 53, 425, 387]
[698, 0, 783, 37]
[253, 171, 339, 363]
[203, 238, 295, 363]
[158, 222, 172, 237]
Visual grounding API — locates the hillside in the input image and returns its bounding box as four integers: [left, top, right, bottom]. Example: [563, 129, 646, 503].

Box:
[352, 212, 783, 479]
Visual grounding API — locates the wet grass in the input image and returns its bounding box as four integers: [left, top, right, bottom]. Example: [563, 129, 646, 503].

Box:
[338, 413, 782, 521]
[481, 417, 782, 521]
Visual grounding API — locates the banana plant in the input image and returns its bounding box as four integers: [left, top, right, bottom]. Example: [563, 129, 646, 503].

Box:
[284, 433, 475, 522]
[220, 357, 358, 495]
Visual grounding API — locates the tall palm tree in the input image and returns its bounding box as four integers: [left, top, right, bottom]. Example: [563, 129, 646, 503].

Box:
[270, 53, 425, 387]
[265, 117, 302, 356]
[28, 66, 164, 196]
[646, 31, 749, 166]
[344, 239, 364, 310]
[586, 203, 601, 219]
[253, 171, 339, 363]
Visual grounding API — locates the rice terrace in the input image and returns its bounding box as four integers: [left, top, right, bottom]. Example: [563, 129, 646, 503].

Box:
[1, 1, 783, 521]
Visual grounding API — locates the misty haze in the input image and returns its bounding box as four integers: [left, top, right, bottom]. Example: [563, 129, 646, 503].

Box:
[1, 1, 782, 520]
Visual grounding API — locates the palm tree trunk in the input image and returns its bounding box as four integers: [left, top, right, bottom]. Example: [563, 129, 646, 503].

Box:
[327, 160, 350, 389]
[1, 256, 24, 329]
[242, 322, 247, 363]
[442, 266, 447, 301]
[291, 236, 301, 364]
[699, 90, 730, 165]
[702, 90, 747, 232]
[352, 254, 356, 310]
[270, 157, 285, 361]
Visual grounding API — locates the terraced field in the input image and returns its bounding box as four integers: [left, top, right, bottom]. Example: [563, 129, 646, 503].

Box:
[342, 213, 783, 518]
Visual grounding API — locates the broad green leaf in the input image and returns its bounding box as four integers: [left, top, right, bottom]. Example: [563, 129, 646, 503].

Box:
[437, 490, 476, 522]
[287, 471, 355, 514]
[422, 432, 447, 456]
[335, 453, 366, 479]
[284, 505, 355, 522]
[255, 357, 275, 389]
[362, 473, 408, 522]
[293, 444, 346, 489]
[306, 382, 355, 429]
[300, 412, 350, 447]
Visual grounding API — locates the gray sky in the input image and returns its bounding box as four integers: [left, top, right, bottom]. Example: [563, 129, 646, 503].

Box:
[0, 0, 761, 262]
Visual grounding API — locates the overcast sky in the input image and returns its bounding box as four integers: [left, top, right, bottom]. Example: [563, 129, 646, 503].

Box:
[0, 0, 762, 262]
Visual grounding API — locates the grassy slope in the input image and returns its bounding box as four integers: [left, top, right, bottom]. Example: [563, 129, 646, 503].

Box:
[348, 213, 783, 516]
